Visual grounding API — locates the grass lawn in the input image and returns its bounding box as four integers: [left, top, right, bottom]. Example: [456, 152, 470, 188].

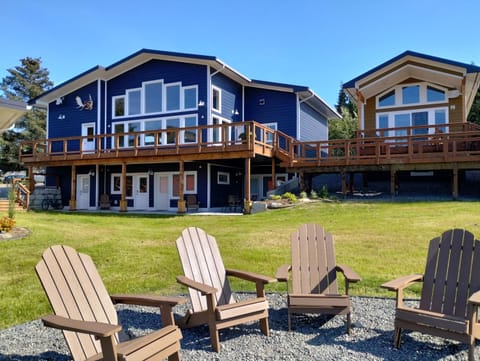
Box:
[1, 200, 479, 330]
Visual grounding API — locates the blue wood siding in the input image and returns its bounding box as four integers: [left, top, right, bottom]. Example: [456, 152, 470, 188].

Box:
[211, 72, 242, 121]
[299, 102, 328, 141]
[244, 88, 297, 137]
[106, 59, 209, 126]
[209, 165, 243, 208]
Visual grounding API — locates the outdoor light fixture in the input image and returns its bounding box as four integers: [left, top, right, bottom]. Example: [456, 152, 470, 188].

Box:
[198, 100, 205, 107]
[88, 170, 95, 177]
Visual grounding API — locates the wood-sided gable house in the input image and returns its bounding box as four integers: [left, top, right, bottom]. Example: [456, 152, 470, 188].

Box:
[26, 49, 338, 213]
[343, 50, 480, 139]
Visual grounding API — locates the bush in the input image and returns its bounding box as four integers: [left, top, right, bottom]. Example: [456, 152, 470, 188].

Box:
[318, 185, 329, 199]
[282, 192, 298, 203]
[269, 194, 282, 200]
[310, 190, 319, 199]
[299, 191, 308, 199]
[0, 216, 15, 232]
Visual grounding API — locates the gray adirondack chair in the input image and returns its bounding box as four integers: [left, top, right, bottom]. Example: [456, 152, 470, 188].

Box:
[382, 229, 480, 361]
[175, 227, 277, 352]
[276, 223, 361, 332]
[36, 244, 185, 361]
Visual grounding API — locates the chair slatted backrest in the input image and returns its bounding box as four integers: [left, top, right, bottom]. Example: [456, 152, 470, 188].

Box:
[291, 224, 339, 295]
[36, 245, 119, 361]
[176, 227, 234, 312]
[420, 229, 480, 319]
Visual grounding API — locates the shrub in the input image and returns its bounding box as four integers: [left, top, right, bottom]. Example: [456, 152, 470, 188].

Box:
[310, 190, 319, 199]
[269, 194, 282, 200]
[299, 191, 308, 199]
[282, 192, 298, 203]
[0, 216, 15, 233]
[8, 188, 16, 219]
[318, 185, 329, 199]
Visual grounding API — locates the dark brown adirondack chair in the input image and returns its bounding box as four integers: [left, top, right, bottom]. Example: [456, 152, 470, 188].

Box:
[276, 224, 361, 332]
[185, 195, 199, 212]
[36, 245, 185, 361]
[382, 229, 480, 361]
[175, 227, 277, 352]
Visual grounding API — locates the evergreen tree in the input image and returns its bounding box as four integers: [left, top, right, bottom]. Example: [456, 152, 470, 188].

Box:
[0, 57, 52, 170]
[329, 105, 358, 140]
[468, 89, 480, 124]
[335, 83, 357, 118]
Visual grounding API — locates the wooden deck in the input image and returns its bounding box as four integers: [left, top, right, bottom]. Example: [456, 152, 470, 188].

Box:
[19, 120, 480, 175]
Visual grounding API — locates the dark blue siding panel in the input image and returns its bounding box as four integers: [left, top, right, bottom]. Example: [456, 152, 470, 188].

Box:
[211, 72, 242, 121]
[244, 88, 297, 137]
[106, 59, 209, 126]
[48, 81, 99, 139]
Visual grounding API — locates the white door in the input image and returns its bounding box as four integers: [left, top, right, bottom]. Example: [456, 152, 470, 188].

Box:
[76, 175, 90, 209]
[133, 174, 149, 210]
[82, 123, 95, 153]
[154, 174, 170, 210]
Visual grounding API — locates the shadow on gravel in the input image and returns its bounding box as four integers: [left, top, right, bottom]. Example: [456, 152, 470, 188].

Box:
[0, 352, 70, 361]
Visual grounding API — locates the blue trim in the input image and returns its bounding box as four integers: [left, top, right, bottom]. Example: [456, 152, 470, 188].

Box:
[343, 50, 480, 89]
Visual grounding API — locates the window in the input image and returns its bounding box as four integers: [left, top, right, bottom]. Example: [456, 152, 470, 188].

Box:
[127, 122, 141, 147]
[427, 86, 446, 102]
[264, 123, 277, 144]
[183, 116, 197, 143]
[144, 120, 163, 146]
[110, 175, 133, 197]
[172, 172, 197, 197]
[166, 118, 180, 144]
[113, 96, 125, 117]
[184, 86, 197, 109]
[113, 123, 125, 148]
[127, 89, 141, 115]
[144, 81, 163, 113]
[402, 85, 420, 105]
[166, 84, 181, 111]
[378, 90, 395, 107]
[212, 87, 221, 112]
[112, 79, 198, 118]
[377, 107, 449, 136]
[218, 171, 230, 185]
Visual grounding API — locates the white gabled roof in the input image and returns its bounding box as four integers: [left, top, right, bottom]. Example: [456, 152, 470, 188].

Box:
[0, 98, 28, 132]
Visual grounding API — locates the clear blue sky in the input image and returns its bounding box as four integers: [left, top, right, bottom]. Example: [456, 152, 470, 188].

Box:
[2, 0, 480, 107]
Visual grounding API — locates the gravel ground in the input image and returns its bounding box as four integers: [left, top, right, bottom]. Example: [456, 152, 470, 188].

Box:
[0, 294, 476, 361]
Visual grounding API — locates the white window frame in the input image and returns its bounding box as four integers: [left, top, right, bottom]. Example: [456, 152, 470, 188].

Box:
[171, 171, 197, 198]
[183, 85, 198, 110]
[143, 79, 163, 114]
[212, 86, 221, 112]
[126, 88, 142, 116]
[376, 82, 447, 109]
[165, 82, 182, 112]
[217, 171, 230, 185]
[112, 95, 126, 118]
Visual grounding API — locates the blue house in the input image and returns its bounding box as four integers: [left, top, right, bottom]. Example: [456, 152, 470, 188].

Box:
[25, 49, 339, 213]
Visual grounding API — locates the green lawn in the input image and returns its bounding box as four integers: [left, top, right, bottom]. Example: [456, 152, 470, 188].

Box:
[1, 200, 479, 329]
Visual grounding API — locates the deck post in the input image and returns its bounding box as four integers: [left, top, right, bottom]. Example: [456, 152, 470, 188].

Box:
[341, 171, 347, 196]
[452, 166, 459, 200]
[390, 168, 397, 196]
[271, 158, 276, 192]
[69, 165, 77, 211]
[119, 162, 128, 212]
[244, 158, 251, 214]
[177, 160, 186, 213]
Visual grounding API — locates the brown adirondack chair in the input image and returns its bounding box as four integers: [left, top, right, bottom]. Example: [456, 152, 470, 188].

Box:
[276, 224, 361, 332]
[185, 195, 199, 212]
[36, 245, 185, 361]
[175, 227, 277, 352]
[382, 229, 480, 361]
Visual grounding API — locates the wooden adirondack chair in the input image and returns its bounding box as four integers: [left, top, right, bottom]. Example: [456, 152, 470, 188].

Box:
[175, 227, 277, 352]
[276, 224, 361, 332]
[185, 195, 199, 212]
[36, 245, 185, 361]
[382, 229, 480, 361]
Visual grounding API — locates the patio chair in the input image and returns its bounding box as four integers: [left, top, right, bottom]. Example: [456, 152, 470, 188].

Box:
[276, 223, 361, 332]
[186, 194, 199, 212]
[382, 229, 480, 361]
[36, 245, 185, 361]
[100, 193, 110, 210]
[175, 227, 277, 352]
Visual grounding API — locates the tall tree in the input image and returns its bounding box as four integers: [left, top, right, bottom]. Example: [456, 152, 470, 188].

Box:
[468, 89, 480, 124]
[0, 57, 52, 170]
[335, 83, 357, 119]
[329, 105, 358, 140]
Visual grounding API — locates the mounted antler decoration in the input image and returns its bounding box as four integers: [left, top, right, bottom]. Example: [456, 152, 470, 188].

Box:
[75, 94, 94, 111]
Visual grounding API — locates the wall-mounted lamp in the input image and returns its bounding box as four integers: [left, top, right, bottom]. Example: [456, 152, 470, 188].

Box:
[198, 100, 205, 107]
[57, 114, 66, 120]
[148, 169, 154, 176]
[55, 97, 64, 105]
[232, 109, 239, 115]
[88, 169, 95, 177]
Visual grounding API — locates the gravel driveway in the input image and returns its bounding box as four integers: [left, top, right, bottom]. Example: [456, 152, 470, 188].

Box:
[0, 294, 475, 360]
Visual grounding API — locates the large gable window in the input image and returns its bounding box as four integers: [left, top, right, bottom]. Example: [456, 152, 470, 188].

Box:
[377, 82, 447, 108]
[112, 79, 198, 118]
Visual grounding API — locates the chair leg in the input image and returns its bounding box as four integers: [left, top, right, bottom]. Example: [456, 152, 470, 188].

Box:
[346, 312, 352, 335]
[168, 352, 181, 361]
[209, 325, 221, 353]
[394, 327, 402, 348]
[260, 317, 270, 336]
[288, 310, 292, 331]
[468, 338, 475, 361]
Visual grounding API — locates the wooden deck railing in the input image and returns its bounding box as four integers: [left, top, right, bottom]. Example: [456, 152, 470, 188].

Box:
[19, 121, 480, 170]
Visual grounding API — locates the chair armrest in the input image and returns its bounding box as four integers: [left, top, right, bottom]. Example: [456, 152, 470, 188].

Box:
[176, 275, 217, 295]
[469, 290, 480, 305]
[226, 268, 277, 284]
[381, 274, 423, 291]
[275, 264, 291, 282]
[42, 314, 121, 337]
[336, 264, 361, 282]
[111, 294, 187, 307]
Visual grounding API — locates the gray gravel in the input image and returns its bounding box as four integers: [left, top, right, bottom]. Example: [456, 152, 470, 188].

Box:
[0, 294, 475, 360]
